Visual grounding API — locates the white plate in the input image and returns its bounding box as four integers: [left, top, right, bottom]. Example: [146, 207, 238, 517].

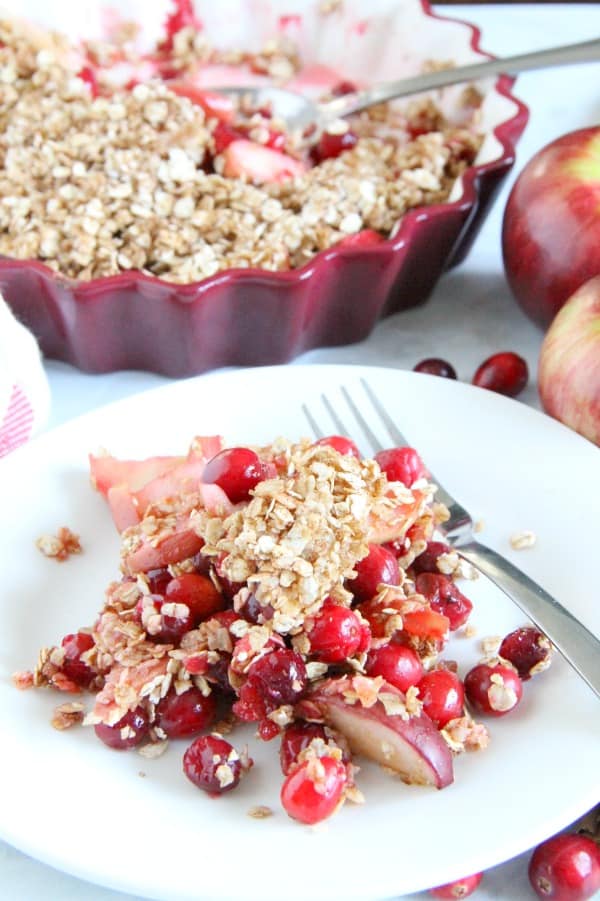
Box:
[0, 364, 598, 901]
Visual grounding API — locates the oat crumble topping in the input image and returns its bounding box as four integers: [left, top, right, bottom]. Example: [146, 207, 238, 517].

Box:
[35, 526, 82, 561]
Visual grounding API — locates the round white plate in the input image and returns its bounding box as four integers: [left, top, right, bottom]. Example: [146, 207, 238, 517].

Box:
[0, 364, 598, 901]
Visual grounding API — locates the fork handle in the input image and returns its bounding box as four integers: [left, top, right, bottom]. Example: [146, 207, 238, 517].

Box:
[457, 540, 600, 699]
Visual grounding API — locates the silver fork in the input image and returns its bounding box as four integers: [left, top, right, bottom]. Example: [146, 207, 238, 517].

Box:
[302, 378, 600, 699]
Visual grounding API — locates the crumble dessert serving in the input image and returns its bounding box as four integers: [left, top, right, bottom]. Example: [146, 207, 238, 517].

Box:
[0, 1, 484, 284]
[16, 430, 552, 824]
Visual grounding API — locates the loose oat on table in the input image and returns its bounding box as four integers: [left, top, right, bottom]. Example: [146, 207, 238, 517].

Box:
[35, 526, 82, 561]
[509, 530, 537, 550]
[0, 17, 483, 284]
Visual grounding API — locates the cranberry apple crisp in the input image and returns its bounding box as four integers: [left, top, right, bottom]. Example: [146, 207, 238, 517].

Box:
[0, 1, 484, 283]
[16, 431, 553, 825]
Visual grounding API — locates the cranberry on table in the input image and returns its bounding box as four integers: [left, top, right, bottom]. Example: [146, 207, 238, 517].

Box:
[94, 706, 150, 750]
[415, 573, 473, 631]
[280, 722, 329, 775]
[155, 686, 216, 738]
[306, 599, 363, 662]
[528, 833, 600, 901]
[417, 669, 465, 728]
[314, 435, 361, 458]
[202, 447, 267, 503]
[365, 643, 424, 693]
[499, 626, 553, 680]
[464, 662, 523, 716]
[375, 446, 426, 487]
[183, 734, 246, 795]
[472, 351, 528, 397]
[429, 871, 483, 898]
[351, 543, 400, 603]
[280, 755, 348, 824]
[413, 358, 458, 379]
[165, 573, 225, 624]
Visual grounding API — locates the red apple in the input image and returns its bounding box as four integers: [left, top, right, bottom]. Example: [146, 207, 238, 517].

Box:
[502, 126, 600, 329]
[538, 277, 600, 446]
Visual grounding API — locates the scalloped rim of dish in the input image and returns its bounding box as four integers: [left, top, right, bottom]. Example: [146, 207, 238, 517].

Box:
[0, 0, 529, 298]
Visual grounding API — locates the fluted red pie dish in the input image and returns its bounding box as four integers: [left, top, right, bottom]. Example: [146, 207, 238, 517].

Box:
[0, 0, 528, 377]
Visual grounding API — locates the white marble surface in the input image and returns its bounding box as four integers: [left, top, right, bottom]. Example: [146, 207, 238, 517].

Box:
[3, 4, 600, 900]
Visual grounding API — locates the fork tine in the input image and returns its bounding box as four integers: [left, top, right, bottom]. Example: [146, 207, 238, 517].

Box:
[321, 393, 350, 436]
[359, 378, 409, 447]
[340, 385, 384, 453]
[301, 403, 324, 438]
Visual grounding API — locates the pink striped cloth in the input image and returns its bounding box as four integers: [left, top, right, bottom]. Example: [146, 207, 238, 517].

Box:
[0, 296, 50, 457]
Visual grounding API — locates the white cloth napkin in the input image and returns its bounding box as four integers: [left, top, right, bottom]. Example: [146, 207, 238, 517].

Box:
[0, 295, 50, 457]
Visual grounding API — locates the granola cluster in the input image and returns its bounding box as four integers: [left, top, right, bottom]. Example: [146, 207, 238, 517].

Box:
[0, 17, 483, 283]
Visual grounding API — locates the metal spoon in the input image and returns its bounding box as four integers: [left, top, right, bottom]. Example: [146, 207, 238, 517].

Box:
[218, 37, 600, 131]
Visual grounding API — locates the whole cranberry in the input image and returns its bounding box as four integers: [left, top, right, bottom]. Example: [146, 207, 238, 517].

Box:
[94, 706, 149, 750]
[464, 662, 523, 716]
[351, 543, 400, 603]
[60, 631, 95, 687]
[417, 670, 465, 728]
[412, 541, 454, 574]
[365, 643, 424, 693]
[165, 573, 225, 624]
[314, 435, 360, 458]
[155, 686, 216, 738]
[429, 872, 483, 898]
[280, 755, 348, 824]
[472, 351, 528, 397]
[247, 648, 307, 708]
[413, 358, 457, 379]
[499, 626, 553, 680]
[415, 573, 473, 631]
[375, 446, 426, 487]
[280, 722, 329, 775]
[306, 599, 363, 662]
[183, 734, 246, 795]
[202, 447, 267, 503]
[528, 833, 600, 900]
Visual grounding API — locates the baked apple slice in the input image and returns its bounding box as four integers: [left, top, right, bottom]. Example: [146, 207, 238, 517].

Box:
[305, 676, 453, 789]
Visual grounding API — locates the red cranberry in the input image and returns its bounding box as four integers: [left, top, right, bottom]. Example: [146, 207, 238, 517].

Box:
[415, 573, 473, 631]
[499, 627, 552, 680]
[351, 543, 400, 603]
[237, 592, 274, 624]
[77, 65, 99, 98]
[234, 649, 307, 721]
[365, 643, 424, 693]
[280, 722, 329, 775]
[306, 599, 363, 662]
[160, 0, 200, 52]
[417, 670, 465, 727]
[155, 686, 216, 738]
[528, 833, 600, 901]
[314, 435, 360, 458]
[464, 662, 523, 716]
[375, 446, 426, 487]
[146, 567, 172, 594]
[183, 734, 245, 794]
[165, 573, 225, 624]
[60, 631, 95, 687]
[412, 541, 454, 574]
[94, 706, 149, 750]
[202, 447, 267, 503]
[280, 755, 347, 824]
[413, 358, 457, 379]
[153, 600, 194, 645]
[331, 79, 357, 96]
[312, 129, 358, 162]
[472, 351, 528, 397]
[212, 121, 245, 154]
[429, 872, 483, 898]
[190, 548, 213, 576]
[264, 129, 286, 151]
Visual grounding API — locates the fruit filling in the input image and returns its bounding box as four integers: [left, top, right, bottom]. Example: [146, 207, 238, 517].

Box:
[0, 2, 484, 283]
[17, 431, 553, 825]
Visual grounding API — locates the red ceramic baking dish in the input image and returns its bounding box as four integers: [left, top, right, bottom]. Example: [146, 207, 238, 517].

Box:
[0, 0, 528, 377]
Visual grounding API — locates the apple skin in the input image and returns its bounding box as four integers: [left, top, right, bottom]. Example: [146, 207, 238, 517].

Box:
[502, 127, 600, 329]
[538, 276, 600, 445]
